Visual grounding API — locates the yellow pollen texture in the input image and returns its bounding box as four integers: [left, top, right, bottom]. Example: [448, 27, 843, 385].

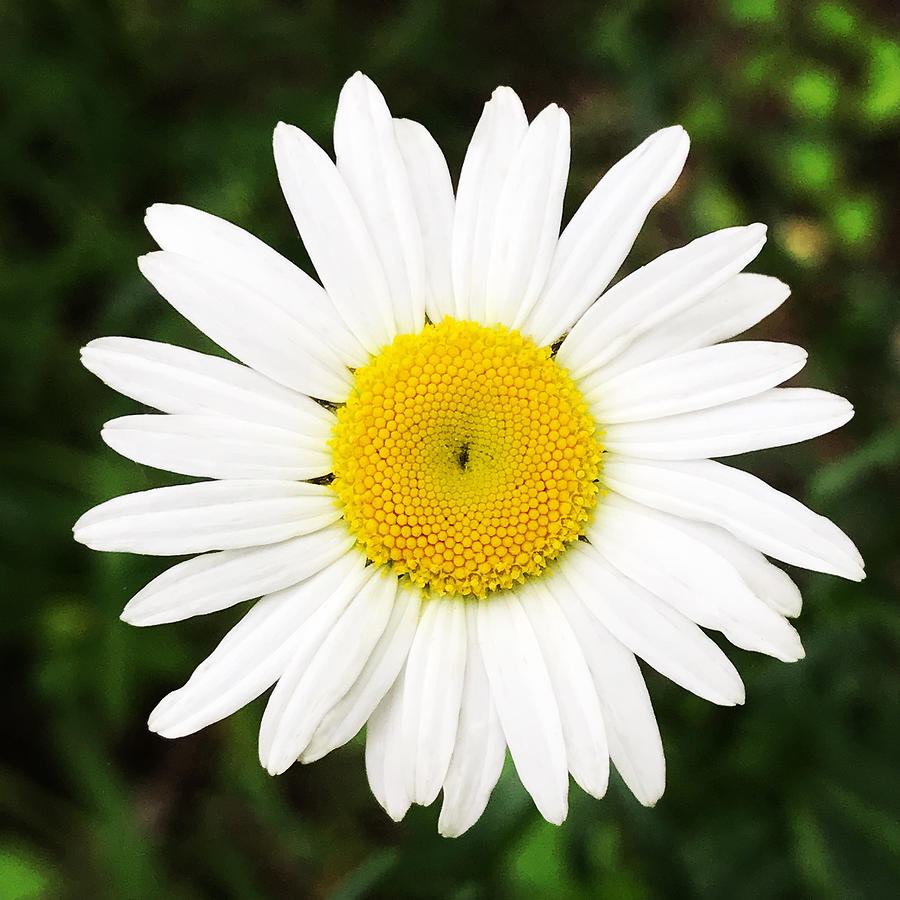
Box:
[331, 318, 604, 598]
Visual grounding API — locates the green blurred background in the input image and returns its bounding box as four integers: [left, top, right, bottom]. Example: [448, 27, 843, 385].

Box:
[3, 0, 899, 896]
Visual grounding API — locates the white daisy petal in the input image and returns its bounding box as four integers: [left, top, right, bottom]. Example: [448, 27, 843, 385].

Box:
[122, 525, 354, 626]
[582, 341, 807, 424]
[102, 414, 333, 480]
[393, 117, 456, 323]
[589, 495, 804, 661]
[563, 542, 746, 705]
[438, 604, 507, 839]
[148, 553, 361, 738]
[602, 388, 854, 459]
[301, 583, 421, 763]
[525, 125, 690, 347]
[485, 103, 571, 327]
[402, 598, 468, 806]
[138, 252, 352, 402]
[603, 457, 865, 580]
[334, 73, 426, 336]
[451, 86, 528, 321]
[557, 224, 767, 380]
[598, 273, 791, 379]
[520, 581, 610, 798]
[144, 203, 366, 366]
[365, 668, 412, 822]
[669, 518, 803, 617]
[552, 582, 665, 806]
[73, 480, 340, 555]
[273, 121, 396, 353]
[477, 593, 569, 825]
[260, 567, 397, 775]
[81, 337, 332, 432]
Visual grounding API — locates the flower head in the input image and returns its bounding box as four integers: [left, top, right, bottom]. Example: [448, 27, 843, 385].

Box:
[74, 72, 863, 837]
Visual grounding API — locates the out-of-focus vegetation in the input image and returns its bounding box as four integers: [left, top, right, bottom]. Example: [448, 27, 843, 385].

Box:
[2, 0, 899, 897]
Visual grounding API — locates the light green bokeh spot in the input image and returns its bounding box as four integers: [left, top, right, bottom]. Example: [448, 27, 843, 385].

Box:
[789, 70, 839, 118]
[726, 0, 779, 24]
[811, 1, 856, 38]
[862, 38, 900, 122]
[786, 140, 838, 194]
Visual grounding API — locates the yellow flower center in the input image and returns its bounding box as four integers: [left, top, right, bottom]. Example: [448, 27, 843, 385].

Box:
[330, 318, 604, 598]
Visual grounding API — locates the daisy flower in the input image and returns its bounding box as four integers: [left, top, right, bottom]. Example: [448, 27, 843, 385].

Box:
[74, 73, 864, 837]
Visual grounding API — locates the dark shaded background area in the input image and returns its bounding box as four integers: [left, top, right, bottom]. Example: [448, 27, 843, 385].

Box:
[2, 0, 899, 896]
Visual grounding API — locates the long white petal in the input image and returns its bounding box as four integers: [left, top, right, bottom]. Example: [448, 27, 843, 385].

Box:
[525, 125, 690, 347]
[102, 414, 333, 480]
[451, 87, 528, 321]
[598, 273, 790, 379]
[81, 337, 333, 432]
[602, 388, 854, 459]
[394, 117, 456, 323]
[563, 543, 746, 705]
[667, 518, 803, 617]
[302, 582, 421, 763]
[582, 341, 807, 423]
[138, 252, 352, 402]
[273, 122, 396, 353]
[73, 480, 340, 555]
[477, 593, 568, 824]
[603, 457, 865, 580]
[365, 668, 412, 822]
[589, 495, 804, 661]
[484, 104, 571, 327]
[260, 568, 397, 774]
[122, 525, 354, 626]
[552, 579, 665, 806]
[558, 224, 767, 379]
[520, 581, 609, 798]
[334, 74, 425, 336]
[147, 552, 362, 738]
[401, 598, 468, 806]
[438, 603, 507, 838]
[144, 203, 365, 366]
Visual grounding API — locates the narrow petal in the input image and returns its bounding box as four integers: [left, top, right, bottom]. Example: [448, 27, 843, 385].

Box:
[563, 543, 746, 705]
[334, 73, 425, 335]
[302, 582, 421, 763]
[138, 252, 352, 402]
[477, 593, 569, 824]
[122, 525, 354, 626]
[589, 495, 804, 661]
[144, 203, 366, 366]
[365, 669, 412, 822]
[81, 337, 332, 432]
[451, 87, 528, 321]
[260, 568, 397, 775]
[102, 414, 333, 480]
[519, 581, 609, 798]
[73, 480, 340, 555]
[582, 341, 807, 424]
[484, 104, 571, 327]
[147, 552, 362, 738]
[273, 121, 396, 353]
[598, 273, 791, 379]
[438, 603, 507, 838]
[557, 224, 767, 380]
[602, 388, 854, 459]
[525, 125, 690, 347]
[401, 598, 468, 806]
[553, 581, 665, 806]
[394, 118, 456, 323]
[602, 457, 865, 580]
[668, 518, 803, 617]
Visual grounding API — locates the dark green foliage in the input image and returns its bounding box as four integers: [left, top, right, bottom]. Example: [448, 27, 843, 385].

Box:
[2, 1, 898, 896]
